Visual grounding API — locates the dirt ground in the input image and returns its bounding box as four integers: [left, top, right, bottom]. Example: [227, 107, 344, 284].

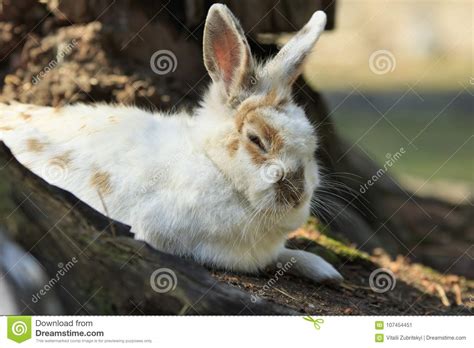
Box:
[212, 220, 473, 315]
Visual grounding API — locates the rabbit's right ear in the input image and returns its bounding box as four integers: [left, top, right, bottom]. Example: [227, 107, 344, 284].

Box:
[203, 4, 253, 100]
[264, 11, 327, 89]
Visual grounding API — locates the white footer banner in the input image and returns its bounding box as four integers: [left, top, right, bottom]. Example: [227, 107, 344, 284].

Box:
[0, 316, 472, 347]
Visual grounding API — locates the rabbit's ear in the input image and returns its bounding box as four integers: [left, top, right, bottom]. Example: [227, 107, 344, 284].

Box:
[264, 11, 327, 88]
[203, 4, 252, 98]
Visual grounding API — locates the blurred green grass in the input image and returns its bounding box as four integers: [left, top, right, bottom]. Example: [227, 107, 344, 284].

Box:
[333, 110, 473, 182]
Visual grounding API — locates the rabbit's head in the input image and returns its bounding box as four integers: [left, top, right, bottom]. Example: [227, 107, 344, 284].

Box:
[199, 4, 326, 220]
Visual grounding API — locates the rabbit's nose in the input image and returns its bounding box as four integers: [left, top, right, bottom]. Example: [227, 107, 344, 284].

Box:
[282, 166, 304, 185]
[276, 166, 305, 206]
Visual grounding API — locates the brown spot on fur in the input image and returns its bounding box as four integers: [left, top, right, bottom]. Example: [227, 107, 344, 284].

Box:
[234, 92, 287, 164]
[53, 106, 61, 114]
[21, 113, 32, 121]
[237, 110, 284, 166]
[90, 171, 112, 195]
[79, 124, 86, 130]
[246, 111, 284, 153]
[108, 116, 118, 123]
[50, 151, 73, 167]
[236, 90, 278, 125]
[26, 138, 47, 152]
[244, 141, 267, 165]
[235, 90, 288, 131]
[0, 126, 13, 131]
[227, 137, 239, 156]
[276, 97, 289, 109]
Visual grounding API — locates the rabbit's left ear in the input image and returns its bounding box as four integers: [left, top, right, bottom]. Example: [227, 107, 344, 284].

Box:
[264, 11, 327, 88]
[203, 4, 253, 98]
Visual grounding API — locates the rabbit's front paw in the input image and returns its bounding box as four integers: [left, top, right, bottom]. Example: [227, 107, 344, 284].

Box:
[277, 248, 343, 284]
[303, 254, 343, 284]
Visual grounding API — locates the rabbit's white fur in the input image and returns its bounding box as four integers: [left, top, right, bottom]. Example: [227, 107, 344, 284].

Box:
[0, 5, 342, 282]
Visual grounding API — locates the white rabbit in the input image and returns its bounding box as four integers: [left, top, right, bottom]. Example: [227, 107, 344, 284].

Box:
[0, 4, 342, 283]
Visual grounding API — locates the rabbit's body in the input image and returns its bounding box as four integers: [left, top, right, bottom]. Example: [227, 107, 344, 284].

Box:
[0, 5, 343, 283]
[0, 96, 303, 272]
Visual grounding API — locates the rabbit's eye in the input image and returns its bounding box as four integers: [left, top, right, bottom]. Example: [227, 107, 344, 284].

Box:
[248, 134, 266, 152]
